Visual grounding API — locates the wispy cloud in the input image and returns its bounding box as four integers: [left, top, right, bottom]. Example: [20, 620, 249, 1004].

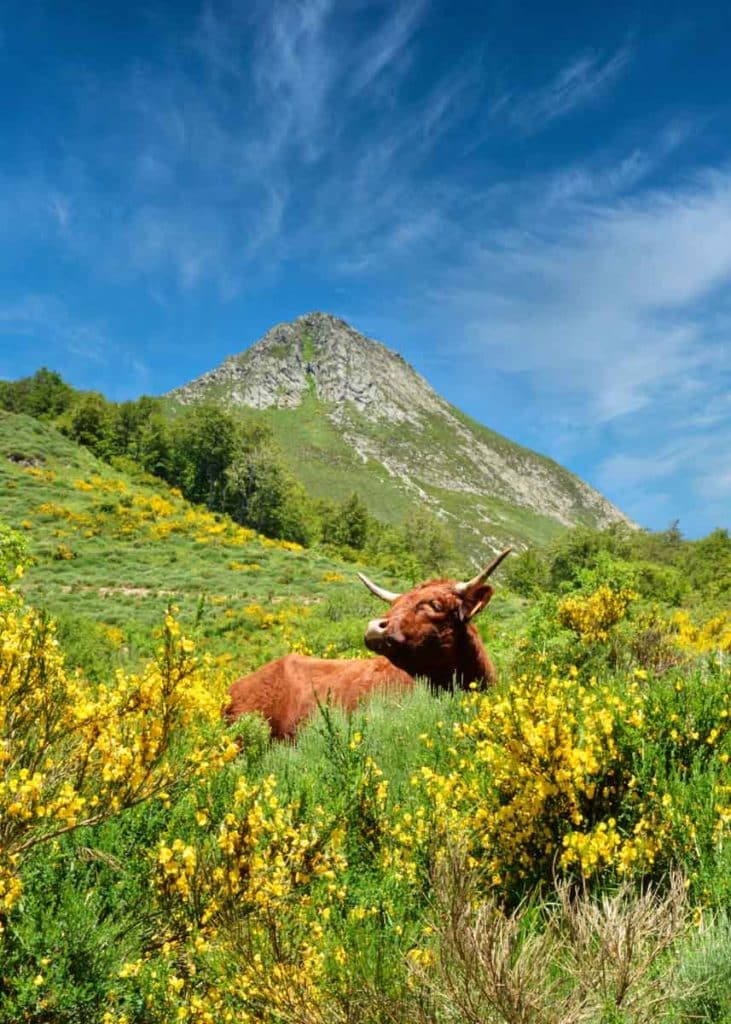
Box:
[0, 293, 154, 399]
[2, 6, 633, 300]
[250, 0, 339, 160]
[597, 421, 731, 530]
[0, 0, 465, 294]
[402, 159, 731, 530]
[492, 45, 633, 133]
[438, 167, 731, 417]
[47, 192, 71, 229]
[540, 119, 696, 206]
[349, 0, 427, 94]
[0, 295, 110, 364]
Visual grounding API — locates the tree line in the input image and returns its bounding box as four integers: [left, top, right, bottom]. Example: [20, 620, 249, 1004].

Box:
[505, 519, 731, 614]
[0, 368, 456, 577]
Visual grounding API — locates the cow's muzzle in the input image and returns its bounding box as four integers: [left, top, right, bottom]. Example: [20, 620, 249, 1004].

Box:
[365, 618, 389, 652]
[365, 618, 405, 653]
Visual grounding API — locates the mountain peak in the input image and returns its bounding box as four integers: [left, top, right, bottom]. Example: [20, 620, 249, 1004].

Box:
[168, 314, 633, 555]
[171, 312, 434, 422]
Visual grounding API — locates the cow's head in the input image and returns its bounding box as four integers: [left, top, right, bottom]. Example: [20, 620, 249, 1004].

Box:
[358, 549, 511, 685]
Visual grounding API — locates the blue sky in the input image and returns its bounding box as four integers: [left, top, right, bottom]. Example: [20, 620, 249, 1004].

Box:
[1, 0, 729, 537]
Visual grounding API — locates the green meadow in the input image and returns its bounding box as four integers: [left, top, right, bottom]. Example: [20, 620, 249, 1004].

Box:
[0, 405, 730, 1024]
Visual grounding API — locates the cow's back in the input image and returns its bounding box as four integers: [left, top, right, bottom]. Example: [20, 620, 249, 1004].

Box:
[225, 654, 413, 739]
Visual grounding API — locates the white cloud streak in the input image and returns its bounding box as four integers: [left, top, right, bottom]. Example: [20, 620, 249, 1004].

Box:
[349, 0, 427, 94]
[447, 169, 731, 418]
[0, 295, 110, 363]
[0, 0, 467, 294]
[418, 165, 731, 529]
[493, 45, 633, 133]
[0, 293, 155, 400]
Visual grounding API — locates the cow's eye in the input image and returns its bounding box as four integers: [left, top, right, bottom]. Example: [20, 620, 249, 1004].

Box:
[429, 600, 443, 612]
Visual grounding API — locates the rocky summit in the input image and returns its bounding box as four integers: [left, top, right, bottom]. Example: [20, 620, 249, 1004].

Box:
[170, 312, 441, 420]
[168, 313, 632, 559]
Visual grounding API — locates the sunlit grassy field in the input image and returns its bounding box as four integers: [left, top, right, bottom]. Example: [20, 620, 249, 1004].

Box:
[0, 412, 411, 664]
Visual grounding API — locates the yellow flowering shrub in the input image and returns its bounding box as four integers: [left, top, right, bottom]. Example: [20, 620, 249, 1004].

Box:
[22, 466, 55, 483]
[352, 755, 391, 857]
[715, 783, 731, 843]
[0, 587, 235, 923]
[36, 502, 93, 529]
[36, 486, 264, 548]
[158, 774, 346, 917]
[260, 537, 303, 552]
[399, 666, 730, 896]
[146, 775, 348, 1022]
[558, 585, 637, 643]
[288, 636, 315, 655]
[102, 624, 126, 648]
[616, 606, 731, 674]
[670, 610, 731, 655]
[52, 542, 75, 561]
[241, 602, 311, 632]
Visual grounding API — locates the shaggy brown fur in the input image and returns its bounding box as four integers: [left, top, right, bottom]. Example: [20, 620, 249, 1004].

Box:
[225, 567, 503, 740]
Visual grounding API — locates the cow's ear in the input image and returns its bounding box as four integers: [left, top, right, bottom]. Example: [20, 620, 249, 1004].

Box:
[458, 583, 495, 621]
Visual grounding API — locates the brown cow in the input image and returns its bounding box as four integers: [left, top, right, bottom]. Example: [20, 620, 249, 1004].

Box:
[225, 549, 511, 739]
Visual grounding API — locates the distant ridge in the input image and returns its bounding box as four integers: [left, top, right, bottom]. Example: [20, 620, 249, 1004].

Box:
[168, 312, 633, 559]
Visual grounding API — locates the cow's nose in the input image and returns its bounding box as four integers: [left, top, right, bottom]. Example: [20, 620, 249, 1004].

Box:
[365, 618, 387, 640]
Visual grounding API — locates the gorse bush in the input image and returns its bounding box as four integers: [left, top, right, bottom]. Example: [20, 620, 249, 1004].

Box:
[517, 574, 731, 679]
[557, 583, 638, 643]
[670, 609, 731, 655]
[133, 774, 349, 1024]
[0, 585, 236, 927]
[400, 661, 730, 898]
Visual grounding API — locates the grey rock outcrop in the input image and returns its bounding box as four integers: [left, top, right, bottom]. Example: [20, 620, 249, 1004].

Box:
[171, 312, 442, 422]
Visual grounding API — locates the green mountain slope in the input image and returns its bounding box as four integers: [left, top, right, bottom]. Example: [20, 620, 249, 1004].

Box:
[169, 312, 633, 561]
[0, 410, 396, 673]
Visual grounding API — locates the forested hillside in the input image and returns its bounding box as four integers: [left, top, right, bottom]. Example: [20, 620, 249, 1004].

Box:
[0, 369, 462, 576]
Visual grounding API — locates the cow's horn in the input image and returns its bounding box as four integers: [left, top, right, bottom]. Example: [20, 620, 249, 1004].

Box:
[357, 572, 401, 603]
[454, 548, 512, 595]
